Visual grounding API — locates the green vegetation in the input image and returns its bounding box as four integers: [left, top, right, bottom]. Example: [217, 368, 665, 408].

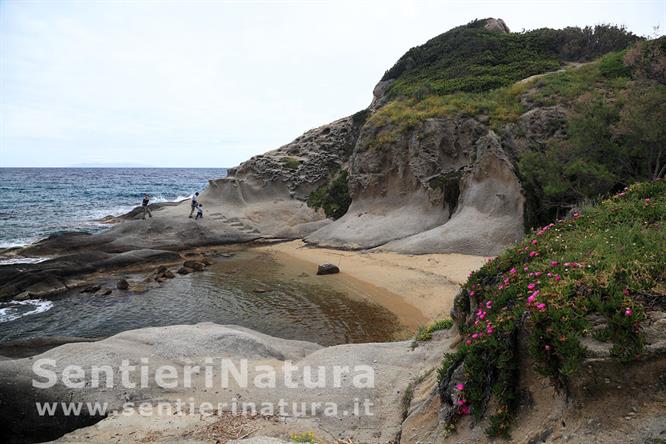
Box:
[438, 180, 665, 437]
[306, 170, 351, 220]
[368, 37, 666, 226]
[415, 319, 454, 342]
[289, 432, 317, 443]
[383, 20, 638, 99]
[280, 156, 301, 170]
[520, 41, 666, 224]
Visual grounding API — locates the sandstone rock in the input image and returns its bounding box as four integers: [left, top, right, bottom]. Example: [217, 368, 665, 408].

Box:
[99, 287, 112, 296]
[177, 267, 192, 275]
[316, 263, 340, 275]
[163, 270, 175, 279]
[116, 279, 129, 290]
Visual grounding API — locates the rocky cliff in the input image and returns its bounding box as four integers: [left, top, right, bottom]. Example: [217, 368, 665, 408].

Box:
[198, 18, 648, 256]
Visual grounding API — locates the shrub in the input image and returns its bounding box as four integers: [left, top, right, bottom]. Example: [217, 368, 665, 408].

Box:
[306, 171, 351, 220]
[280, 157, 301, 170]
[438, 180, 665, 437]
[415, 319, 454, 342]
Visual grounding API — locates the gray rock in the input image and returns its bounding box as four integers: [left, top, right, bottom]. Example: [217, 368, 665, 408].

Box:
[116, 279, 129, 290]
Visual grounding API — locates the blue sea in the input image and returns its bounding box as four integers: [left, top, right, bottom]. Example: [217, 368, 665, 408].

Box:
[0, 168, 227, 249]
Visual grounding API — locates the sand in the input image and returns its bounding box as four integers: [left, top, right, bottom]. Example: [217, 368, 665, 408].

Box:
[254, 240, 490, 329]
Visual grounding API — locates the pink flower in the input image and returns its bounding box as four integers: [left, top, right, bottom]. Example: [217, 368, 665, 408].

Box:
[510, 268, 517, 274]
[547, 272, 553, 277]
[531, 239, 538, 245]
[456, 399, 465, 405]
[469, 290, 475, 297]
[536, 302, 547, 311]
[623, 288, 630, 296]
[645, 198, 651, 204]
[527, 290, 540, 304]
[456, 383, 464, 391]
[523, 266, 529, 272]
[486, 300, 493, 309]
[544, 344, 551, 351]
[555, 275, 561, 282]
[486, 326, 494, 334]
[466, 339, 472, 346]
[573, 212, 580, 219]
[472, 333, 479, 339]
[461, 405, 471, 415]
[625, 308, 633, 317]
[529, 251, 538, 257]
[551, 261, 558, 267]
[535, 271, 543, 277]
[528, 282, 536, 290]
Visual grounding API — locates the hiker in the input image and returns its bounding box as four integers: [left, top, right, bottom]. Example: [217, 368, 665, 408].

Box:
[195, 203, 204, 220]
[189, 192, 200, 218]
[141, 194, 152, 219]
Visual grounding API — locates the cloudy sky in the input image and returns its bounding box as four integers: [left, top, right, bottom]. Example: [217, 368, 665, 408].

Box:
[1, 0, 663, 167]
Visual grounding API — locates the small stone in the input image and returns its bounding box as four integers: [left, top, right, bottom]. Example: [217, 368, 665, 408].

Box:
[81, 285, 101, 294]
[183, 260, 206, 271]
[99, 287, 112, 296]
[14, 291, 31, 301]
[163, 270, 175, 279]
[177, 267, 192, 275]
[116, 279, 129, 290]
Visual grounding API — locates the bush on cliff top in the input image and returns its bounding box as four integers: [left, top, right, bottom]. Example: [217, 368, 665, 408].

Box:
[437, 179, 665, 437]
[383, 20, 639, 98]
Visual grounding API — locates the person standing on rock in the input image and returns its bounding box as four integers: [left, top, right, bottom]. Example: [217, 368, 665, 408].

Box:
[141, 194, 152, 219]
[195, 203, 204, 220]
[189, 192, 200, 218]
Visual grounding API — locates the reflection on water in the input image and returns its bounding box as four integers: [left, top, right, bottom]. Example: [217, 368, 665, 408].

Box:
[0, 251, 405, 347]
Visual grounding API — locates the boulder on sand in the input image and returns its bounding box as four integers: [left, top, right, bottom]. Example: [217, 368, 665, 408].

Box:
[316, 263, 340, 275]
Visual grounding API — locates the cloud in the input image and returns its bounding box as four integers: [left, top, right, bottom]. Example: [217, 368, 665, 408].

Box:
[0, 0, 663, 167]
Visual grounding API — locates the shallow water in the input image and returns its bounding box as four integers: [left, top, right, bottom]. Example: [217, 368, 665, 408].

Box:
[0, 251, 406, 347]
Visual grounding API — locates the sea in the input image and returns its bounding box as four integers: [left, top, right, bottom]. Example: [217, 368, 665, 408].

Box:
[0, 168, 227, 249]
[0, 167, 403, 344]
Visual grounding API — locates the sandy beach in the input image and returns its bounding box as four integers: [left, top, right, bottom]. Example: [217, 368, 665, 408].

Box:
[255, 240, 490, 329]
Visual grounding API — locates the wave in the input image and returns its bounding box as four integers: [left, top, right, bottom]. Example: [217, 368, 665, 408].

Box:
[0, 257, 49, 265]
[0, 299, 54, 323]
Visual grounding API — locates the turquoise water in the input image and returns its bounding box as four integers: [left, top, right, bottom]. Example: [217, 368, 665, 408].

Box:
[0, 168, 226, 248]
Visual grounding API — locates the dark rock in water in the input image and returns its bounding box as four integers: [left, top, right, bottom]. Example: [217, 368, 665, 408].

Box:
[163, 270, 175, 279]
[177, 267, 192, 275]
[116, 279, 129, 290]
[81, 285, 101, 294]
[155, 265, 168, 274]
[99, 287, 112, 296]
[183, 260, 206, 271]
[317, 264, 340, 275]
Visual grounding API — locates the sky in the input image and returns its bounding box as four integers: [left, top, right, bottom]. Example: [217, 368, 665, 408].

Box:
[0, 0, 664, 168]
